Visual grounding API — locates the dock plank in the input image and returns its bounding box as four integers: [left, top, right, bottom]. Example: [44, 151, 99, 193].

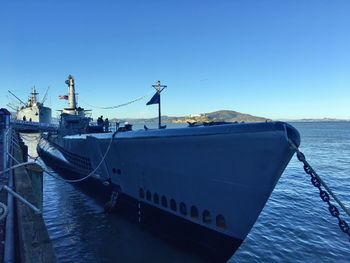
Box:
[13, 134, 57, 263]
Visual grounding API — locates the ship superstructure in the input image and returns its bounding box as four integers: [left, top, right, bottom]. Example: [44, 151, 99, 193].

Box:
[58, 75, 91, 136]
[12, 87, 52, 124]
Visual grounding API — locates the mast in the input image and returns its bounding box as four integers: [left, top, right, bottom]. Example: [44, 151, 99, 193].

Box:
[65, 75, 77, 109]
[31, 86, 38, 105]
[151, 80, 167, 129]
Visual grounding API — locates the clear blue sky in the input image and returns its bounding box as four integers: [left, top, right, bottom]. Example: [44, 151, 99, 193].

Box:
[1, 0, 349, 120]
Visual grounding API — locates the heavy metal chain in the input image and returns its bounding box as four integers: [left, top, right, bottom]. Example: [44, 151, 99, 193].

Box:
[289, 140, 350, 241]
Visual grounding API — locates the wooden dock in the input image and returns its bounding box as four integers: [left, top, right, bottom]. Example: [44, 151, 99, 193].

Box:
[1, 126, 57, 262]
[13, 134, 57, 262]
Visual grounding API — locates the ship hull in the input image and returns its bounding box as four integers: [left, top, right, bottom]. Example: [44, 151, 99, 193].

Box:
[111, 192, 242, 262]
[39, 143, 243, 261]
[17, 105, 52, 124]
[37, 122, 300, 262]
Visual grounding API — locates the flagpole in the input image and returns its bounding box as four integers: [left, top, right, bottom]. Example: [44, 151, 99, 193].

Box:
[158, 89, 161, 129]
[150, 80, 166, 129]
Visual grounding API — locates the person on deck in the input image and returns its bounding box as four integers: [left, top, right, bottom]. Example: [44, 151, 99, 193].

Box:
[97, 116, 104, 127]
[104, 118, 109, 132]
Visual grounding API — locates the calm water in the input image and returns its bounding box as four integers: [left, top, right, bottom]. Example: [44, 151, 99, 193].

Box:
[231, 122, 350, 263]
[22, 122, 350, 262]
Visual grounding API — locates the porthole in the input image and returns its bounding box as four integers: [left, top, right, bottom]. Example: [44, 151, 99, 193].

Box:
[216, 214, 226, 229]
[161, 196, 168, 208]
[170, 199, 177, 212]
[146, 190, 152, 201]
[112, 168, 116, 173]
[190, 206, 199, 219]
[203, 210, 212, 224]
[153, 193, 159, 205]
[139, 188, 145, 199]
[179, 202, 187, 216]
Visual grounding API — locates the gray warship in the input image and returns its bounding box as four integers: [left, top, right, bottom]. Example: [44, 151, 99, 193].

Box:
[10, 87, 52, 124]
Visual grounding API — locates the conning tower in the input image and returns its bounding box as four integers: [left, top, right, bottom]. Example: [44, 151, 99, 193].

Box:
[59, 75, 91, 135]
[66, 75, 77, 110]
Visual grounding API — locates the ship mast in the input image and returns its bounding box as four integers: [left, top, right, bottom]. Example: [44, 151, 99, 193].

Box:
[65, 75, 77, 109]
[151, 80, 167, 129]
[31, 86, 38, 105]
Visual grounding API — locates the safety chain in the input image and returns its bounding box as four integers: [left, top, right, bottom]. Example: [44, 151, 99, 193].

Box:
[289, 140, 350, 241]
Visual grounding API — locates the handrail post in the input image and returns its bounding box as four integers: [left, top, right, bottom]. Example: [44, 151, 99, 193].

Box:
[4, 127, 15, 263]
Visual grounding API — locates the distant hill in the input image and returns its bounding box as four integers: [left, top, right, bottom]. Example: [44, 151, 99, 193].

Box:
[111, 110, 270, 124]
[205, 110, 269, 123]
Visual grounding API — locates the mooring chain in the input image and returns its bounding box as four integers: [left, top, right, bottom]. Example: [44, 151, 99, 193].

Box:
[289, 140, 350, 241]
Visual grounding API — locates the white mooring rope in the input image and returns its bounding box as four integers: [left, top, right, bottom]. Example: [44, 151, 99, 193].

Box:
[39, 131, 117, 183]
